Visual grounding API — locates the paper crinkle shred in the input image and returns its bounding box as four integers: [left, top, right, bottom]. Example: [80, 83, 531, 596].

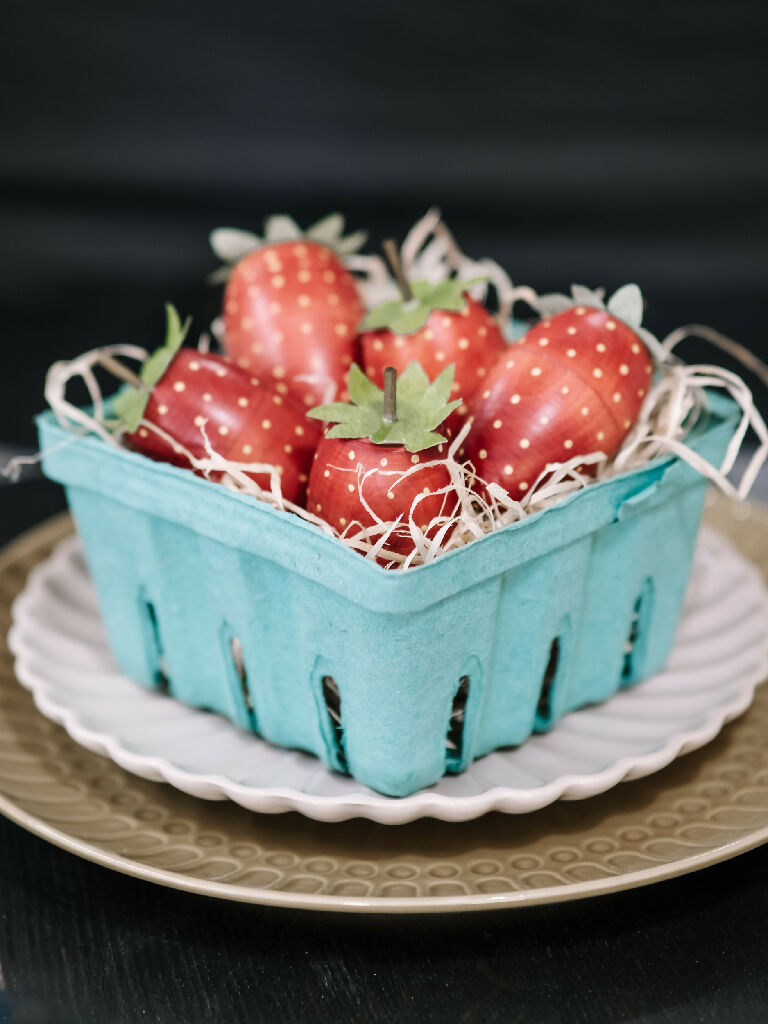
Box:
[30, 295, 768, 570]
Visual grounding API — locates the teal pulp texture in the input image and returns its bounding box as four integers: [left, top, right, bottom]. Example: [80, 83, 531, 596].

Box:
[38, 393, 739, 797]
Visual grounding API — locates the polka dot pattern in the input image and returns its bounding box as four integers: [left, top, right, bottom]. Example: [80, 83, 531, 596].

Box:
[461, 303, 650, 501]
[124, 348, 320, 505]
[360, 296, 507, 427]
[221, 239, 365, 407]
[306, 437, 454, 559]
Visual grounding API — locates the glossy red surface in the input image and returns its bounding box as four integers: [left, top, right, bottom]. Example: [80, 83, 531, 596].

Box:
[222, 240, 365, 409]
[123, 350, 320, 504]
[307, 435, 454, 556]
[462, 306, 654, 500]
[361, 295, 507, 409]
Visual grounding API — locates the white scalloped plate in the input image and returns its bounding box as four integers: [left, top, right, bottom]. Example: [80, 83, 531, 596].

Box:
[8, 527, 768, 824]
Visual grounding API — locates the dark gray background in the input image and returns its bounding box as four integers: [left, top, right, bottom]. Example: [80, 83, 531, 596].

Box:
[2, 0, 767, 448]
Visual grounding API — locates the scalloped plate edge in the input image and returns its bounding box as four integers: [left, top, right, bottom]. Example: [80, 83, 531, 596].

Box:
[7, 527, 768, 824]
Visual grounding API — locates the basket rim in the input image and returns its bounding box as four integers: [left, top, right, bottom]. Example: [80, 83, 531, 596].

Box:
[37, 391, 740, 613]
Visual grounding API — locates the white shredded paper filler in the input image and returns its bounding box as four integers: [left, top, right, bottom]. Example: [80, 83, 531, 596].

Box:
[13, 212, 767, 569]
[34, 321, 768, 570]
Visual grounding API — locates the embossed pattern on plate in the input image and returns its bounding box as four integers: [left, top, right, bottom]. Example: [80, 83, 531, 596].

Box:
[0, 496, 765, 912]
[8, 521, 768, 824]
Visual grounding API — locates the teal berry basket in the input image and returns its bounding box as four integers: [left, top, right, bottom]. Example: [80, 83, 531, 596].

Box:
[38, 391, 739, 798]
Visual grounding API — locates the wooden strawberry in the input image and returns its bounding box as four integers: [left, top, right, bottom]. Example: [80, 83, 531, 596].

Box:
[219, 233, 366, 409]
[306, 362, 461, 557]
[461, 284, 655, 501]
[359, 242, 506, 415]
[113, 305, 318, 503]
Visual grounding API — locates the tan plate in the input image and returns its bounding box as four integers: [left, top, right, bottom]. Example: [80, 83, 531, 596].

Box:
[1, 495, 768, 914]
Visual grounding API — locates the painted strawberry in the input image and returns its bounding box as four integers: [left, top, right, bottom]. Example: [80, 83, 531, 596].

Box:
[306, 362, 461, 558]
[113, 305, 318, 503]
[218, 230, 366, 409]
[360, 275, 507, 416]
[461, 284, 656, 501]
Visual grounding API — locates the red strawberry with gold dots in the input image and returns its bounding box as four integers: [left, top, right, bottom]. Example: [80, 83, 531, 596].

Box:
[361, 292, 506, 408]
[113, 305, 318, 503]
[359, 246, 506, 415]
[307, 362, 460, 557]
[462, 285, 655, 501]
[220, 240, 365, 409]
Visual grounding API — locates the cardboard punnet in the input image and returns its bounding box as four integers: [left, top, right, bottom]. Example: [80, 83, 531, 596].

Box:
[38, 392, 739, 796]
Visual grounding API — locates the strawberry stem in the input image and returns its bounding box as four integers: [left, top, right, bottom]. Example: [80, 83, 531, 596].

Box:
[97, 352, 144, 391]
[382, 366, 397, 423]
[383, 239, 413, 302]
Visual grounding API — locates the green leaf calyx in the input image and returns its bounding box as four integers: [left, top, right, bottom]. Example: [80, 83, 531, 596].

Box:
[361, 277, 486, 335]
[113, 303, 191, 432]
[308, 362, 461, 453]
[208, 213, 367, 283]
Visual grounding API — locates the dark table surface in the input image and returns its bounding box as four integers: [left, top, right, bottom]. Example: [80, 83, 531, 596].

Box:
[2, 479, 768, 1024]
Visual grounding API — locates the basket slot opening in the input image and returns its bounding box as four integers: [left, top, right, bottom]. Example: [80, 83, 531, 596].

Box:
[143, 599, 170, 695]
[446, 675, 470, 770]
[621, 579, 653, 685]
[536, 638, 560, 728]
[321, 675, 348, 773]
[621, 602, 642, 681]
[229, 636, 256, 727]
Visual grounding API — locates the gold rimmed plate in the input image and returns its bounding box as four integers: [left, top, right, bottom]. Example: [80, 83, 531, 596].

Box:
[1, 496, 767, 913]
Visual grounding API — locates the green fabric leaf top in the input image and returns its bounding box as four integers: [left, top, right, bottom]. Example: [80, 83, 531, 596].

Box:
[140, 303, 191, 388]
[606, 283, 643, 329]
[113, 304, 191, 432]
[112, 387, 148, 434]
[360, 277, 485, 335]
[207, 228, 263, 266]
[208, 213, 368, 283]
[535, 282, 666, 363]
[308, 362, 461, 453]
